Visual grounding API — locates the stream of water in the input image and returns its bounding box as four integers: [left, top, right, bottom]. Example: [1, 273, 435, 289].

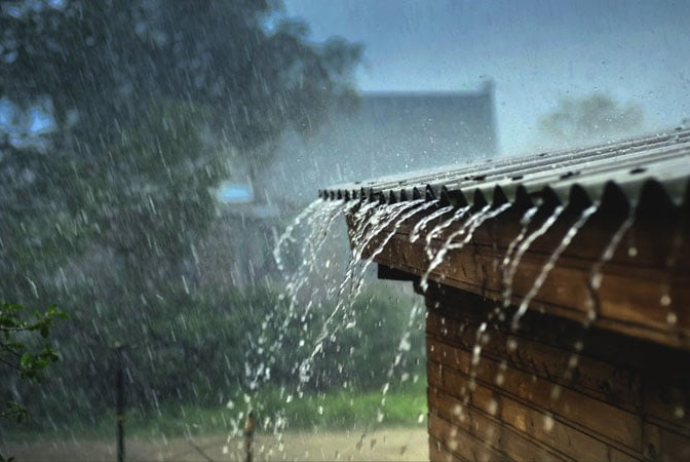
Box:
[263, 192, 680, 447]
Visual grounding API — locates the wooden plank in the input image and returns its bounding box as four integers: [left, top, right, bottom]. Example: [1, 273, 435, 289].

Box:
[427, 294, 690, 458]
[426, 309, 643, 412]
[368, 199, 688, 271]
[426, 287, 690, 382]
[643, 380, 690, 435]
[377, 230, 689, 330]
[430, 390, 572, 461]
[430, 387, 641, 462]
[429, 413, 509, 461]
[429, 436, 465, 462]
[642, 422, 690, 461]
[427, 340, 644, 452]
[372, 229, 690, 350]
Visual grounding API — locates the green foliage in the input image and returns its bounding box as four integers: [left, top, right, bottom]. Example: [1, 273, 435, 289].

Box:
[0, 0, 363, 329]
[0, 0, 370, 442]
[0, 302, 68, 423]
[6, 384, 427, 442]
[0, 0, 362, 298]
[539, 93, 645, 147]
[241, 382, 427, 432]
[0, 284, 424, 435]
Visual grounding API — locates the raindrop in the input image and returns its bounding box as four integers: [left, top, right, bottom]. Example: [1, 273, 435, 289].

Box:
[550, 385, 562, 400]
[667, 312, 678, 325]
[674, 406, 685, 419]
[487, 399, 498, 415]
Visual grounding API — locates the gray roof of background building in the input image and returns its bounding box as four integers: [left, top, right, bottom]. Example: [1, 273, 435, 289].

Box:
[266, 84, 498, 204]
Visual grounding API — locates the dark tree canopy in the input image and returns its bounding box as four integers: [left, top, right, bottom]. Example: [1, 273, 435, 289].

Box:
[0, 0, 361, 150]
[0, 0, 362, 302]
[0, 0, 363, 416]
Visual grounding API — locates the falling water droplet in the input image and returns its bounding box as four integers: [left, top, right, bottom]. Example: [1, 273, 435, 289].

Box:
[550, 385, 562, 400]
[674, 406, 685, 419]
[667, 312, 678, 325]
[495, 373, 505, 386]
[487, 399, 498, 415]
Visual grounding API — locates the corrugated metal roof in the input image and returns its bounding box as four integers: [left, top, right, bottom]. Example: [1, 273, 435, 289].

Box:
[319, 128, 690, 211]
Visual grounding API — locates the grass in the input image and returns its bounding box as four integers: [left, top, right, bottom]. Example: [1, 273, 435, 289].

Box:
[2, 382, 427, 443]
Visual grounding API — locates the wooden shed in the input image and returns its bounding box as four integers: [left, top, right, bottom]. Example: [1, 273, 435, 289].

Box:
[320, 129, 690, 461]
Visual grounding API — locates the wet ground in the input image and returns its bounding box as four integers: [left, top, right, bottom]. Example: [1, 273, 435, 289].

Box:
[3, 428, 428, 461]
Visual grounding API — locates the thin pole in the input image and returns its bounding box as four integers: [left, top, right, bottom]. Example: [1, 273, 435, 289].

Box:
[116, 345, 125, 462]
[244, 411, 255, 462]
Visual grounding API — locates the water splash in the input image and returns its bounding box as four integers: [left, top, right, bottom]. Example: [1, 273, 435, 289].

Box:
[421, 203, 512, 292]
[459, 206, 540, 405]
[585, 213, 635, 324]
[334, 201, 416, 307]
[500, 206, 539, 310]
[503, 205, 565, 309]
[409, 205, 454, 243]
[302, 200, 433, 384]
[273, 199, 324, 272]
[424, 206, 472, 260]
[510, 205, 597, 331]
[242, 199, 347, 399]
[557, 211, 634, 390]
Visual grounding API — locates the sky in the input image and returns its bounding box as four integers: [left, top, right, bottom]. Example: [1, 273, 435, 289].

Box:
[283, 0, 690, 155]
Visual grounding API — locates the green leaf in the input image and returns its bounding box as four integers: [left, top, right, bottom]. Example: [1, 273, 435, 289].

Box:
[20, 352, 32, 369]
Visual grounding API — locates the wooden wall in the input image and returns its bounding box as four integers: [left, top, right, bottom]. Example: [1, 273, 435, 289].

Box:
[425, 284, 690, 461]
[366, 201, 690, 352]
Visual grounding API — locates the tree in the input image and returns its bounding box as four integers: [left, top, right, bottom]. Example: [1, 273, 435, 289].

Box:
[0, 0, 362, 418]
[0, 0, 361, 300]
[0, 302, 68, 461]
[0, 302, 67, 417]
[539, 93, 645, 148]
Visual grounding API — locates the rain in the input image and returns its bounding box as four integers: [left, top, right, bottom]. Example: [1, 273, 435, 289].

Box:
[1, 1, 690, 461]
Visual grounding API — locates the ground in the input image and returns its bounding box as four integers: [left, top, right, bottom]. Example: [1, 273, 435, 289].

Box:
[3, 428, 428, 461]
